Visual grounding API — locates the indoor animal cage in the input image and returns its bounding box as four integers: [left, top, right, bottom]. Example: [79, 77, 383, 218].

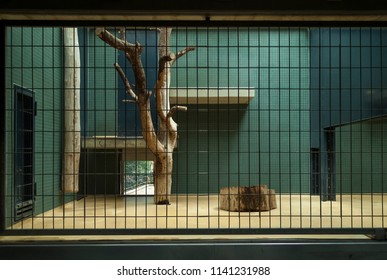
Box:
[1, 22, 387, 238]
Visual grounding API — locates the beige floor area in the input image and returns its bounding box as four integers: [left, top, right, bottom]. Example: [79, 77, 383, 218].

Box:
[7, 194, 387, 231]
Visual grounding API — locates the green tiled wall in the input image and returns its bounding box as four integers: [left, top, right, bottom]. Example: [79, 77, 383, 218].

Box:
[5, 27, 72, 226]
[170, 28, 311, 194]
[5, 26, 383, 224]
[336, 119, 387, 193]
[86, 29, 118, 136]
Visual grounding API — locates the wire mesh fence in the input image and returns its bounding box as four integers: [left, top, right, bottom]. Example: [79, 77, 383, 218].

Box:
[2, 23, 387, 235]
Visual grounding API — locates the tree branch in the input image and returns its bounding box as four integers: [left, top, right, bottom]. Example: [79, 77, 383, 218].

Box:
[172, 47, 195, 64]
[118, 27, 126, 41]
[122, 99, 137, 103]
[156, 53, 175, 123]
[158, 53, 175, 76]
[158, 27, 172, 58]
[166, 105, 187, 132]
[95, 27, 141, 54]
[168, 105, 187, 116]
[114, 62, 138, 102]
[149, 27, 162, 32]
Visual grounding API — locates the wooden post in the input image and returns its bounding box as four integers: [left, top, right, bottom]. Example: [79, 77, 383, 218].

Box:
[62, 27, 81, 193]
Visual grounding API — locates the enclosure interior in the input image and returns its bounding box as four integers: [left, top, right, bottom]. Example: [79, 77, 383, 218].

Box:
[3, 25, 387, 233]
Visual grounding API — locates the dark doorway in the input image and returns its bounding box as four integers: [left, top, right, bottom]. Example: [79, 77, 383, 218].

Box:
[80, 149, 121, 195]
[14, 85, 35, 221]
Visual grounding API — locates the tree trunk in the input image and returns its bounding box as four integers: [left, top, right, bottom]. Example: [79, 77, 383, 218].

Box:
[96, 27, 193, 204]
[154, 152, 174, 204]
[62, 27, 81, 193]
[153, 28, 181, 204]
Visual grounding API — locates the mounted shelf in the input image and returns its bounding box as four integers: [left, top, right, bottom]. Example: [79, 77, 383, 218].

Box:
[82, 136, 148, 149]
[169, 87, 255, 105]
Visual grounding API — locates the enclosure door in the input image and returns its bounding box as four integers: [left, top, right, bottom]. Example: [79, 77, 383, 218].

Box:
[14, 85, 35, 221]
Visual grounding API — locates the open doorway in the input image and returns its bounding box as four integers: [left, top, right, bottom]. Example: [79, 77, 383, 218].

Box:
[122, 160, 154, 196]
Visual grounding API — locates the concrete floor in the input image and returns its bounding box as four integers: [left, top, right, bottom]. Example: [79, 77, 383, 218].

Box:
[125, 184, 154, 195]
[8, 194, 387, 231]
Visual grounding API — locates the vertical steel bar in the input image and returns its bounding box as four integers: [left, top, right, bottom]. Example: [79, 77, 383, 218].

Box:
[380, 27, 385, 229]
[0, 22, 6, 233]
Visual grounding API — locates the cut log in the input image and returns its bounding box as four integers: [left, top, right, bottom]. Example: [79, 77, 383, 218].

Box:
[219, 185, 277, 212]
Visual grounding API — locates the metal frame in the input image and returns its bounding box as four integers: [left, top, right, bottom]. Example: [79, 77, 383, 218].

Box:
[1, 19, 387, 260]
[1, 0, 387, 20]
[2, 228, 386, 239]
[2, 238, 387, 260]
[0, 22, 5, 233]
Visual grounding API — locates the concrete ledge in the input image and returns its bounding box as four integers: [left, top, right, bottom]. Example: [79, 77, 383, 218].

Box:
[81, 136, 147, 149]
[169, 88, 255, 105]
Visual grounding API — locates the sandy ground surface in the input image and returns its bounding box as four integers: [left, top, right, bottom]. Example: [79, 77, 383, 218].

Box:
[6, 194, 387, 231]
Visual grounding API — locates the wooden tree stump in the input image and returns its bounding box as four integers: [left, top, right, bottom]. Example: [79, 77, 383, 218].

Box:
[219, 185, 277, 212]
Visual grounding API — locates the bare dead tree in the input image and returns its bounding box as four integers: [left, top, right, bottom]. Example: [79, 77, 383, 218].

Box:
[96, 27, 194, 204]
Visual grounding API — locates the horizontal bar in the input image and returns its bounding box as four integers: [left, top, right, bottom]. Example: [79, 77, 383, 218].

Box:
[1, 239, 387, 260]
[2, 228, 385, 236]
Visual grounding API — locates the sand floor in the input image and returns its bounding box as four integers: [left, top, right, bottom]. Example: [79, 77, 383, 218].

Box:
[7, 194, 387, 231]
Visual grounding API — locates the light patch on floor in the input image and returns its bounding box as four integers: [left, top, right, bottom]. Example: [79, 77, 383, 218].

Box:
[125, 184, 154, 195]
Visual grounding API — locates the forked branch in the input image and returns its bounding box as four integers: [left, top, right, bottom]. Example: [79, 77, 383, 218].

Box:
[95, 28, 139, 54]
[167, 105, 188, 119]
[114, 62, 138, 102]
[166, 105, 188, 131]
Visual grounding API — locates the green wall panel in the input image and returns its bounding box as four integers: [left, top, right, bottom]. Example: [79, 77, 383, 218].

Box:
[336, 119, 387, 193]
[5, 26, 384, 225]
[86, 29, 118, 136]
[171, 28, 310, 194]
[5, 27, 72, 227]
